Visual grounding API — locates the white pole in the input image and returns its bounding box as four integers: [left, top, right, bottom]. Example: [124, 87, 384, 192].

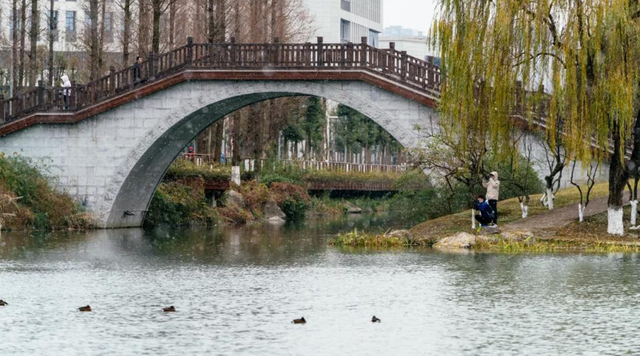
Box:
[471, 209, 476, 229]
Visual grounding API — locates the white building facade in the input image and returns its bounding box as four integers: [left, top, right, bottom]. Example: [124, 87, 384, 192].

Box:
[0, 0, 121, 54]
[380, 26, 436, 61]
[302, 0, 383, 46]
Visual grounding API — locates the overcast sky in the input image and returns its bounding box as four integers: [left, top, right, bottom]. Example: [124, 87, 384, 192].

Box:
[383, 0, 438, 34]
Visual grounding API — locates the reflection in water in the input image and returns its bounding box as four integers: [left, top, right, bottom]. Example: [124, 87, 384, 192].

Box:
[0, 214, 639, 355]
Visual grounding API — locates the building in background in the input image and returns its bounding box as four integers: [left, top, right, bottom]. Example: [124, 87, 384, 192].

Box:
[380, 25, 437, 61]
[0, 0, 121, 54]
[302, 0, 383, 46]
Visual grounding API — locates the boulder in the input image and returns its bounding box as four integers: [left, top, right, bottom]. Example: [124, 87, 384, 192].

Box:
[343, 201, 363, 214]
[386, 230, 417, 244]
[264, 200, 286, 222]
[434, 232, 477, 249]
[225, 190, 245, 209]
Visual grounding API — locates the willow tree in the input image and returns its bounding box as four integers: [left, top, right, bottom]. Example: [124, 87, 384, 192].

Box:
[432, 0, 640, 235]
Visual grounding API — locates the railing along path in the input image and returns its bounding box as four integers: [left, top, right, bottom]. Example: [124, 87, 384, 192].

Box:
[0, 36, 443, 125]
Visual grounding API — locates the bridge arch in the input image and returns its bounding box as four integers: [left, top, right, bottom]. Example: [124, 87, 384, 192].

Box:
[0, 80, 438, 228]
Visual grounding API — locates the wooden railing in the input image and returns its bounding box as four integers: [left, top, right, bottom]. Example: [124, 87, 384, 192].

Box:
[0, 37, 442, 125]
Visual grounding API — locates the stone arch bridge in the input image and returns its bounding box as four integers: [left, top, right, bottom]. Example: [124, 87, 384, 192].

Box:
[0, 38, 605, 227]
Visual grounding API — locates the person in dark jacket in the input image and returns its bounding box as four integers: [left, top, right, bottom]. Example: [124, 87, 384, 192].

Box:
[133, 56, 143, 84]
[474, 195, 495, 227]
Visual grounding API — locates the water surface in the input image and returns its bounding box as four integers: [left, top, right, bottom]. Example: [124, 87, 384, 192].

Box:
[0, 215, 639, 355]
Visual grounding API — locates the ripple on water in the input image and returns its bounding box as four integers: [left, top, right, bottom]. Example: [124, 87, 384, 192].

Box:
[0, 225, 640, 355]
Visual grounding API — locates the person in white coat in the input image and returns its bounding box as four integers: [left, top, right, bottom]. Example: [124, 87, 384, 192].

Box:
[482, 171, 500, 226]
[61, 75, 71, 109]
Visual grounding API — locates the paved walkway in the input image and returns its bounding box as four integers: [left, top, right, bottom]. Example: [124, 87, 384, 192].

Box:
[505, 195, 628, 231]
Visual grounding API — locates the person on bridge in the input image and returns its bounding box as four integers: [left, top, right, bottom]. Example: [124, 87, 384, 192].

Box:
[133, 56, 143, 85]
[61, 75, 71, 110]
[483, 172, 500, 227]
[474, 195, 495, 228]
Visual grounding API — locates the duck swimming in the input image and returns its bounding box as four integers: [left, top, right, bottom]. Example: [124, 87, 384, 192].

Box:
[163, 306, 176, 312]
[78, 305, 92, 312]
[292, 317, 306, 324]
[0, 300, 7, 306]
[371, 316, 381, 323]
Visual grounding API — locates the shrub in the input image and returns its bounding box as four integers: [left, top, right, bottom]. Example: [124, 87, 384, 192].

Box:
[144, 180, 219, 228]
[270, 182, 311, 221]
[0, 154, 90, 231]
[236, 180, 271, 217]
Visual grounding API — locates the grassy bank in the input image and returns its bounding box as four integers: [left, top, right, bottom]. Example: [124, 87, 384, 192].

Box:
[410, 183, 610, 244]
[0, 154, 91, 231]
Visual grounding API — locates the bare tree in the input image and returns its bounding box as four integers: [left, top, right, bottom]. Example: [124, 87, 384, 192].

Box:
[539, 127, 568, 210]
[138, 0, 150, 57]
[85, 0, 101, 80]
[570, 160, 599, 223]
[28, 0, 39, 86]
[18, 0, 27, 88]
[11, 0, 19, 93]
[47, 0, 55, 85]
[117, 0, 134, 66]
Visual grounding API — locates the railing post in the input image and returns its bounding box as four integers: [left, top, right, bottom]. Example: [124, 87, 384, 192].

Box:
[317, 37, 324, 67]
[304, 42, 311, 66]
[72, 80, 79, 109]
[341, 42, 348, 67]
[0, 94, 5, 123]
[148, 51, 156, 80]
[109, 66, 116, 94]
[426, 56, 435, 88]
[272, 37, 280, 66]
[360, 37, 368, 67]
[388, 42, 396, 73]
[400, 50, 407, 80]
[230, 37, 236, 67]
[37, 80, 45, 109]
[187, 37, 194, 66]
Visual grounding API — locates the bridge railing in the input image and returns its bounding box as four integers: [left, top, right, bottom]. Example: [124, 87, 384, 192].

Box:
[0, 37, 443, 125]
[179, 154, 407, 173]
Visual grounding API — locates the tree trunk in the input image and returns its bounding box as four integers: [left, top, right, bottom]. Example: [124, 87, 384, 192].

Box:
[122, 0, 132, 66]
[215, 0, 225, 41]
[138, 0, 150, 57]
[152, 2, 161, 54]
[98, 0, 107, 73]
[19, 0, 27, 88]
[232, 112, 241, 165]
[233, 0, 240, 39]
[608, 127, 628, 235]
[168, 0, 176, 50]
[89, 0, 99, 80]
[214, 119, 224, 164]
[28, 0, 38, 86]
[208, 0, 214, 41]
[48, 0, 54, 86]
[12, 0, 19, 93]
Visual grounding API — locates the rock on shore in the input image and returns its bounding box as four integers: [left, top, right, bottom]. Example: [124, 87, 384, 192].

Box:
[434, 232, 477, 249]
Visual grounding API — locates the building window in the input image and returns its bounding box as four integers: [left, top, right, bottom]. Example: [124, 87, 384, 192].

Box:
[66, 11, 76, 42]
[341, 0, 351, 12]
[340, 19, 351, 44]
